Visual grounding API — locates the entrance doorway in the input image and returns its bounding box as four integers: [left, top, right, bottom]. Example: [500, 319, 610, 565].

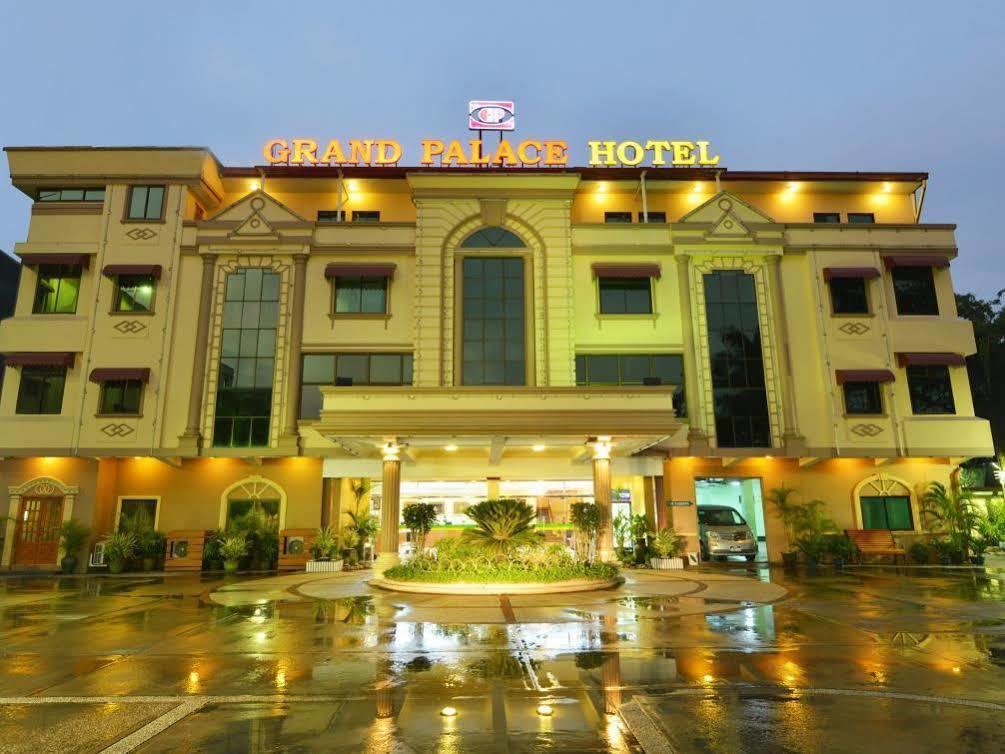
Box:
[695, 478, 768, 562]
[13, 496, 64, 566]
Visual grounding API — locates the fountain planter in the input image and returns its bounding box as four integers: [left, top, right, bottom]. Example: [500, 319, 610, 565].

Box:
[649, 556, 686, 571]
[371, 576, 622, 595]
[306, 559, 344, 574]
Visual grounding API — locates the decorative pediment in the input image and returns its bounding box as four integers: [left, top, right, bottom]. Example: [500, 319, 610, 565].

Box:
[679, 192, 775, 241]
[207, 190, 307, 240]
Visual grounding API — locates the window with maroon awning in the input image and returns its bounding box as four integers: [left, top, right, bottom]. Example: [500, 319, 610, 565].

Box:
[823, 267, 881, 281]
[324, 263, 396, 279]
[835, 369, 896, 384]
[591, 263, 661, 279]
[89, 368, 151, 383]
[882, 255, 951, 269]
[101, 264, 162, 280]
[18, 253, 91, 269]
[3, 352, 76, 367]
[896, 352, 966, 367]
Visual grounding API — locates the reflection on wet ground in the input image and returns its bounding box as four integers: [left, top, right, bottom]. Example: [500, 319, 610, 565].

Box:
[0, 565, 1002, 752]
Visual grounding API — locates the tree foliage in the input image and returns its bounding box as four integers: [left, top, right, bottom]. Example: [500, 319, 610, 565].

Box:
[956, 289, 1005, 454]
[461, 498, 543, 556]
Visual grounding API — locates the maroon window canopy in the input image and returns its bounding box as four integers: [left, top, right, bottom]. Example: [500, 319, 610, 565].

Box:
[18, 253, 91, 269]
[3, 352, 76, 368]
[835, 369, 896, 384]
[89, 367, 151, 383]
[591, 263, 661, 279]
[882, 255, 951, 269]
[102, 264, 162, 280]
[324, 263, 396, 279]
[823, 267, 881, 282]
[896, 352, 966, 367]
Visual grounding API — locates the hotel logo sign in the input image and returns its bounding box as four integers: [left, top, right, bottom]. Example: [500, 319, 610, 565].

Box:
[468, 100, 515, 131]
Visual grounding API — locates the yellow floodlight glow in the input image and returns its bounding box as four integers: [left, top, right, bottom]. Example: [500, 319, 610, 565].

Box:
[536, 704, 554, 716]
[440, 706, 458, 717]
[882, 182, 893, 192]
[786, 181, 799, 193]
[444, 444, 458, 452]
[532, 443, 546, 452]
[702, 674, 715, 684]
[249, 180, 260, 192]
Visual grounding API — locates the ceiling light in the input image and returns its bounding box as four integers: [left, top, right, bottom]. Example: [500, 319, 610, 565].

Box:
[532, 444, 546, 452]
[445, 444, 458, 452]
[440, 706, 458, 717]
[536, 704, 553, 716]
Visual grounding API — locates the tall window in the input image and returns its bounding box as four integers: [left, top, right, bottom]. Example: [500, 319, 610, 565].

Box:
[575, 353, 686, 416]
[893, 267, 939, 315]
[300, 352, 413, 418]
[99, 380, 143, 415]
[113, 274, 156, 313]
[461, 257, 525, 385]
[861, 496, 913, 530]
[334, 276, 387, 314]
[703, 270, 771, 448]
[33, 265, 81, 314]
[906, 365, 955, 415]
[599, 277, 652, 314]
[16, 366, 66, 415]
[126, 186, 165, 221]
[214, 268, 280, 447]
[118, 498, 158, 533]
[843, 382, 883, 415]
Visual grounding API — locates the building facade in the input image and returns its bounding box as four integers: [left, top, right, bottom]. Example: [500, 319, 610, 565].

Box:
[0, 146, 993, 570]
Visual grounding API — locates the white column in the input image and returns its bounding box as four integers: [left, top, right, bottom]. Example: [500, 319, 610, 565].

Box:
[591, 436, 615, 562]
[373, 441, 402, 577]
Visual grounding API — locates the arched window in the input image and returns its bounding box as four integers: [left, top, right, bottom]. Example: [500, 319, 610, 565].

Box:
[220, 476, 286, 530]
[856, 475, 914, 531]
[460, 226, 525, 248]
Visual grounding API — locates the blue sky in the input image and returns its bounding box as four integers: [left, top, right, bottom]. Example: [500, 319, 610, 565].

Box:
[1, 0, 1003, 296]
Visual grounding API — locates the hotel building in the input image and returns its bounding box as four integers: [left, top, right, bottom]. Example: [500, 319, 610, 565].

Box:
[0, 146, 993, 570]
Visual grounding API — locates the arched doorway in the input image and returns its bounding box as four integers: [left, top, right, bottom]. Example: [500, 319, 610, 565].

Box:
[7, 477, 79, 566]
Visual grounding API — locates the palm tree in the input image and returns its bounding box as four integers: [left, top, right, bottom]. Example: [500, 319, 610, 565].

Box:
[921, 481, 978, 559]
[461, 499, 542, 556]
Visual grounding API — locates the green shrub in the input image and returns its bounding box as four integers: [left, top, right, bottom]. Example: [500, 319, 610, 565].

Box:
[403, 503, 438, 553]
[651, 527, 686, 559]
[59, 519, 91, 556]
[220, 534, 248, 562]
[461, 499, 542, 556]
[824, 534, 856, 563]
[103, 531, 137, 564]
[384, 536, 619, 583]
[908, 540, 931, 564]
[311, 525, 339, 560]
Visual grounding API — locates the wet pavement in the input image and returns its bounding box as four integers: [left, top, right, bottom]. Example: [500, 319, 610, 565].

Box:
[0, 565, 1002, 752]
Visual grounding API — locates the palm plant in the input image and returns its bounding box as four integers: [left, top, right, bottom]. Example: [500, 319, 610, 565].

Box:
[102, 531, 137, 574]
[570, 502, 601, 562]
[921, 481, 979, 560]
[59, 519, 91, 574]
[346, 509, 379, 562]
[311, 525, 339, 560]
[461, 498, 542, 556]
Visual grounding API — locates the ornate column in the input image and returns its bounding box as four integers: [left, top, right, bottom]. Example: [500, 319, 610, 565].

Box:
[675, 254, 710, 454]
[767, 255, 806, 453]
[374, 441, 402, 576]
[591, 436, 615, 562]
[179, 254, 217, 452]
[281, 253, 308, 449]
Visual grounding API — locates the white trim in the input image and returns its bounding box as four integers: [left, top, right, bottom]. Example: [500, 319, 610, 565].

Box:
[114, 496, 162, 532]
[218, 475, 287, 530]
[4, 476, 80, 567]
[851, 473, 921, 532]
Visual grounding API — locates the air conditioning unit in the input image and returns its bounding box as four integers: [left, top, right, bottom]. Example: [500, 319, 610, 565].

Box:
[89, 542, 107, 568]
[285, 536, 306, 556]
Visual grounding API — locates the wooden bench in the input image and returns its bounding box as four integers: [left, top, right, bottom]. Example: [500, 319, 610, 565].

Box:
[845, 529, 907, 564]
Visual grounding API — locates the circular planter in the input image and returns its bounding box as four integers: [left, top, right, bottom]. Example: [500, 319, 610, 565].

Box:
[370, 576, 623, 595]
[650, 556, 685, 570]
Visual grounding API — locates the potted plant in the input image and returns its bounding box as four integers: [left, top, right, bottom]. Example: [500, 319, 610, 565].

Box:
[569, 502, 601, 563]
[220, 534, 248, 574]
[202, 529, 224, 571]
[613, 513, 632, 562]
[102, 531, 137, 574]
[792, 499, 837, 570]
[402, 502, 438, 556]
[825, 534, 856, 568]
[766, 485, 801, 567]
[629, 513, 654, 566]
[650, 527, 687, 570]
[346, 509, 379, 564]
[137, 530, 166, 572]
[307, 526, 343, 573]
[58, 519, 91, 574]
[932, 537, 961, 566]
[921, 482, 978, 562]
[908, 540, 932, 565]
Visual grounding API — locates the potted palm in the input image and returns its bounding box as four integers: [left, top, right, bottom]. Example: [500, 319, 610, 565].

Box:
[59, 519, 91, 574]
[220, 534, 248, 574]
[102, 531, 137, 574]
[569, 502, 600, 562]
[138, 530, 166, 572]
[650, 527, 687, 570]
[792, 499, 837, 570]
[346, 509, 379, 564]
[629, 513, 654, 565]
[766, 485, 802, 566]
[307, 525, 343, 573]
[921, 482, 978, 562]
[402, 502, 438, 556]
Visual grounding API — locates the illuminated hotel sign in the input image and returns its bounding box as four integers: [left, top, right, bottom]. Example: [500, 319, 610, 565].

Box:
[262, 138, 720, 168]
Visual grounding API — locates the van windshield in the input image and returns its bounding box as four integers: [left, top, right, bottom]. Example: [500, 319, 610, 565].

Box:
[698, 508, 746, 526]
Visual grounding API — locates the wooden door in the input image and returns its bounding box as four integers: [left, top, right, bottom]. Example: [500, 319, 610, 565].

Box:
[13, 496, 64, 566]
